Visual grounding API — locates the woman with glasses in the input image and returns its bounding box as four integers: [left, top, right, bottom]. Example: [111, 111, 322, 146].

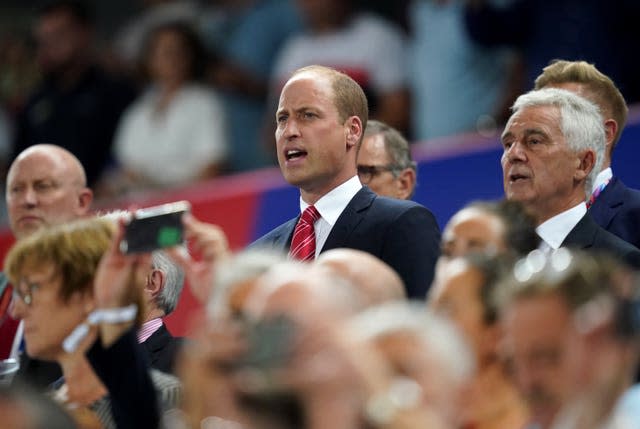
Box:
[5, 217, 180, 428]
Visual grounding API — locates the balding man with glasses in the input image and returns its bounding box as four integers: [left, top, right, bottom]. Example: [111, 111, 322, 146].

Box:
[357, 120, 417, 200]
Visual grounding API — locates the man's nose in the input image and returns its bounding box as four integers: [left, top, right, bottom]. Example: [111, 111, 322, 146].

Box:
[282, 119, 301, 139]
[22, 187, 38, 206]
[504, 141, 527, 163]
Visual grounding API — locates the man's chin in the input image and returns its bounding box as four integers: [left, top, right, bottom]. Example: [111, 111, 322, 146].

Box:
[14, 222, 46, 239]
[505, 190, 534, 205]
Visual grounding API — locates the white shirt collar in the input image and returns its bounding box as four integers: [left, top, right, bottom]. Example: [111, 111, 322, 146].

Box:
[299, 176, 362, 226]
[536, 203, 587, 250]
[299, 176, 362, 258]
[592, 167, 613, 193]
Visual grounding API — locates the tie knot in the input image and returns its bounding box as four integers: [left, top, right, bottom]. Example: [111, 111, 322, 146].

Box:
[301, 205, 321, 224]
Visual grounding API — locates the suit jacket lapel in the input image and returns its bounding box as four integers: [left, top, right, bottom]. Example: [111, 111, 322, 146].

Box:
[321, 187, 375, 252]
[588, 177, 624, 229]
[277, 217, 299, 250]
[562, 213, 597, 250]
[141, 324, 172, 366]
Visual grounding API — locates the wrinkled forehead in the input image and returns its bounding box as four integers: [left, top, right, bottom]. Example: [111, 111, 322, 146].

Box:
[506, 104, 561, 129]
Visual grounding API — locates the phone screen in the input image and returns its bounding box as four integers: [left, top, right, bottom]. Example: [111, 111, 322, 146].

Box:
[119, 201, 190, 254]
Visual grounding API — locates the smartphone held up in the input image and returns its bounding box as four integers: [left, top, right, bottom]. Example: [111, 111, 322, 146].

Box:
[119, 201, 191, 254]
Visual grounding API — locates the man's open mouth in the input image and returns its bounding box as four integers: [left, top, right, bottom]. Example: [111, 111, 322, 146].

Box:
[285, 149, 307, 161]
[510, 173, 528, 182]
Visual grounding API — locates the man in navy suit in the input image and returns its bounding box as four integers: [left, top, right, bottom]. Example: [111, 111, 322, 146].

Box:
[252, 65, 440, 298]
[535, 60, 640, 249]
[501, 87, 640, 268]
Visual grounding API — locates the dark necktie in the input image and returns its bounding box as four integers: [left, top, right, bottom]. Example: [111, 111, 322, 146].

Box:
[289, 205, 321, 261]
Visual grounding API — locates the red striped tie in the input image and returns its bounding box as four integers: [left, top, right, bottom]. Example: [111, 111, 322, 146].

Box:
[289, 206, 321, 261]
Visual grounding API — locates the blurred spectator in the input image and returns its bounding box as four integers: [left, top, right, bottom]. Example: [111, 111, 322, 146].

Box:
[12, 0, 136, 187]
[349, 302, 475, 429]
[497, 249, 640, 429]
[0, 383, 79, 429]
[465, 0, 640, 103]
[6, 217, 181, 428]
[356, 0, 411, 31]
[176, 248, 286, 428]
[408, 0, 521, 140]
[105, 22, 228, 196]
[3, 144, 93, 389]
[270, 0, 410, 134]
[441, 199, 539, 259]
[534, 60, 640, 250]
[357, 120, 417, 200]
[111, 0, 200, 71]
[0, 34, 40, 115]
[314, 248, 406, 307]
[202, 0, 302, 171]
[0, 106, 12, 186]
[429, 255, 530, 429]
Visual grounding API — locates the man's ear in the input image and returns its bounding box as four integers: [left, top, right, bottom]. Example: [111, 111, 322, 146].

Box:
[345, 116, 363, 150]
[395, 168, 417, 200]
[603, 118, 618, 155]
[575, 149, 595, 182]
[146, 268, 165, 298]
[77, 187, 93, 215]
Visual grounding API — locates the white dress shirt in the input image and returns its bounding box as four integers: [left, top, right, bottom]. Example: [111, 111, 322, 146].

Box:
[536, 203, 587, 252]
[299, 176, 362, 259]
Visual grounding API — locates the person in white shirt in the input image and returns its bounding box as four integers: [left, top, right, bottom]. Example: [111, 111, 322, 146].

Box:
[108, 21, 227, 196]
[500, 87, 640, 268]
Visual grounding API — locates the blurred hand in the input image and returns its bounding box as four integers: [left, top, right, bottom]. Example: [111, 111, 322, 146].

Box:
[93, 219, 150, 309]
[167, 213, 231, 304]
[93, 219, 150, 346]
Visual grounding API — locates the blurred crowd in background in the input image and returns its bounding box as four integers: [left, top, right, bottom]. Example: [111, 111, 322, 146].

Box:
[0, 0, 638, 215]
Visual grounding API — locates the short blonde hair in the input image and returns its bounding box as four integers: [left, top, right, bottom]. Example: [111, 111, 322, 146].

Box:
[5, 217, 115, 303]
[535, 60, 628, 149]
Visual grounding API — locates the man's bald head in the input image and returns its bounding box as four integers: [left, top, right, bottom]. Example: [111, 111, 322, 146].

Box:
[315, 248, 406, 308]
[6, 144, 92, 238]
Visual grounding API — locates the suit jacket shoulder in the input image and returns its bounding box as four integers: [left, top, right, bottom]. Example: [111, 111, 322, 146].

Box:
[588, 177, 640, 249]
[140, 324, 184, 375]
[322, 188, 441, 299]
[562, 213, 640, 269]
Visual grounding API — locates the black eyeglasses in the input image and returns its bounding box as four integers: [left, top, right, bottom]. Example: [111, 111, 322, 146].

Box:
[357, 164, 401, 184]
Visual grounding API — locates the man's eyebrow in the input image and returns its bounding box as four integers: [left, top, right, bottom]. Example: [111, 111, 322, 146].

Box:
[501, 128, 548, 141]
[277, 106, 318, 115]
[523, 128, 548, 139]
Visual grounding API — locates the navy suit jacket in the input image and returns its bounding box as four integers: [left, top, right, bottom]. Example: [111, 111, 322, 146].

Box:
[140, 323, 184, 375]
[562, 212, 640, 269]
[251, 187, 441, 299]
[588, 177, 640, 249]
